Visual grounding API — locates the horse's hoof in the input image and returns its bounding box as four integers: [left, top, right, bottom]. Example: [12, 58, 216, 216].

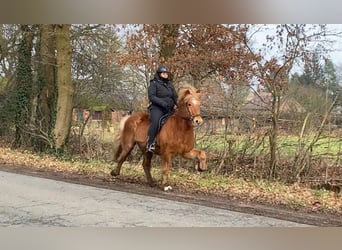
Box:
[163, 186, 173, 191]
[110, 169, 119, 176]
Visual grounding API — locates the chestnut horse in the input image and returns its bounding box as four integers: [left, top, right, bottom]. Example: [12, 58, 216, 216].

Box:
[111, 84, 207, 190]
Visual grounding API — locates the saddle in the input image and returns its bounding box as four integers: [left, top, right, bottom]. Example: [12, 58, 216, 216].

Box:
[158, 112, 172, 131]
[155, 111, 173, 147]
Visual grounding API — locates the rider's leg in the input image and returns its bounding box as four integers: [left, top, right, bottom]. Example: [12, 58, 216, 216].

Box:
[147, 107, 164, 152]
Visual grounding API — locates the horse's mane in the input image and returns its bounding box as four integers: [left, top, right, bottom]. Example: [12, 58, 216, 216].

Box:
[177, 83, 201, 104]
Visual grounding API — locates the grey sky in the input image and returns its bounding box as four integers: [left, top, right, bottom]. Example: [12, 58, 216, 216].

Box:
[327, 24, 342, 65]
[249, 24, 342, 70]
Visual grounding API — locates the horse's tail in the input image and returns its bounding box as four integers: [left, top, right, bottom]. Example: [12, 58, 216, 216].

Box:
[119, 115, 130, 132]
[113, 112, 147, 161]
[113, 115, 131, 161]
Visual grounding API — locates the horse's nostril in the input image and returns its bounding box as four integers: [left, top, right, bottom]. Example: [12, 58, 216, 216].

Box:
[192, 116, 203, 125]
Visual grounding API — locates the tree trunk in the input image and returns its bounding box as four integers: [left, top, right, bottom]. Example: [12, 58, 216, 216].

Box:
[13, 25, 34, 148]
[269, 94, 280, 179]
[34, 24, 57, 150]
[54, 24, 73, 152]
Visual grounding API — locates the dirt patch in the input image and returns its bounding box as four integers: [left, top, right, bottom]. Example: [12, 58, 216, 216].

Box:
[0, 162, 341, 226]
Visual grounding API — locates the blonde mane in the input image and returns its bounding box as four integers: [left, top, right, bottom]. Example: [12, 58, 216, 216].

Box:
[177, 83, 201, 105]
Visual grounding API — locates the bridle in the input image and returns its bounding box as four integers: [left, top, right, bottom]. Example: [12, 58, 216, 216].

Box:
[183, 97, 201, 121]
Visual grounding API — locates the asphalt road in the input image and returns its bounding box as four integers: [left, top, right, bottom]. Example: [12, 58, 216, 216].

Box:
[0, 170, 311, 227]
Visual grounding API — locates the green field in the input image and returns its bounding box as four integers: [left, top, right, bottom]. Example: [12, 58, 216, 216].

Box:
[196, 133, 342, 157]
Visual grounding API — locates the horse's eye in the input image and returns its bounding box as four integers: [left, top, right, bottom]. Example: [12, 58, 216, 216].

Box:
[188, 103, 192, 106]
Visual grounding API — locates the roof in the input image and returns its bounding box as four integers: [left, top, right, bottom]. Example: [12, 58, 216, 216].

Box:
[244, 92, 305, 113]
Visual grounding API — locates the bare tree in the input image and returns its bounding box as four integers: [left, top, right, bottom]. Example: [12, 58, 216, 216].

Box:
[72, 24, 123, 109]
[54, 24, 73, 152]
[245, 24, 337, 179]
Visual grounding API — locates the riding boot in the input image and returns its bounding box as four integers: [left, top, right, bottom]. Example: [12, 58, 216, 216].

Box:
[146, 142, 155, 153]
[146, 136, 156, 153]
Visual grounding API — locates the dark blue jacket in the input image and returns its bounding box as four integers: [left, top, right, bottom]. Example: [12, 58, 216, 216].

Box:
[148, 76, 178, 112]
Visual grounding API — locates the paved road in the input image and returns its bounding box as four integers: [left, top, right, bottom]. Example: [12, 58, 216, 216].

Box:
[0, 171, 310, 227]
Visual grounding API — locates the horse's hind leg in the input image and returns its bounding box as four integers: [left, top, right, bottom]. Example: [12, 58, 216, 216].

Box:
[114, 144, 122, 161]
[111, 142, 135, 176]
[142, 152, 154, 186]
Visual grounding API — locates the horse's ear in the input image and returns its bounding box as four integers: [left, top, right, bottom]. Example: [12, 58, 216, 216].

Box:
[196, 89, 201, 97]
[184, 89, 191, 96]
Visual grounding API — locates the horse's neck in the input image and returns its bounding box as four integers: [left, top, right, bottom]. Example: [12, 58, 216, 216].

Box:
[174, 107, 192, 123]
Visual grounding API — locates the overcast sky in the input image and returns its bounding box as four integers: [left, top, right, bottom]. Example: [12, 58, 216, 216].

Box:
[249, 24, 342, 71]
[327, 24, 342, 66]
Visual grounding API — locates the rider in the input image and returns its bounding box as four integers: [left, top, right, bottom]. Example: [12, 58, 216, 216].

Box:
[146, 65, 178, 153]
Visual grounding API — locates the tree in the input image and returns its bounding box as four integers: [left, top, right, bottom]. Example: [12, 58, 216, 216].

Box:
[72, 25, 123, 109]
[53, 24, 73, 152]
[13, 25, 34, 148]
[288, 81, 327, 114]
[159, 24, 180, 62]
[301, 50, 325, 86]
[0, 25, 21, 84]
[333, 63, 342, 108]
[322, 59, 340, 101]
[0, 25, 21, 135]
[172, 24, 252, 87]
[245, 24, 333, 178]
[119, 25, 180, 91]
[290, 58, 340, 114]
[33, 24, 57, 150]
[1, 24, 125, 153]
[120, 24, 253, 101]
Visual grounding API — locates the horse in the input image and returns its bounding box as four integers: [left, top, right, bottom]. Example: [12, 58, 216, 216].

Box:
[111, 84, 207, 191]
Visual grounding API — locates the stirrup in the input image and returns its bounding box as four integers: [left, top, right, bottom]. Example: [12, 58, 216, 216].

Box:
[146, 143, 155, 153]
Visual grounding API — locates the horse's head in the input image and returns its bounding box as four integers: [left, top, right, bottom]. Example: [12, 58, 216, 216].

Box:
[178, 84, 203, 125]
[184, 92, 203, 125]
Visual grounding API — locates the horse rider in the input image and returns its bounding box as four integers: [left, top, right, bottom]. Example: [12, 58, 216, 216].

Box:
[146, 65, 178, 153]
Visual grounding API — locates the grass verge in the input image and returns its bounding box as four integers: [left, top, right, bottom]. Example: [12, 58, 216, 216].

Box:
[0, 145, 341, 215]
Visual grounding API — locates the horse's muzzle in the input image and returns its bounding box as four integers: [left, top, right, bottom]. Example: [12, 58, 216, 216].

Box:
[192, 116, 203, 126]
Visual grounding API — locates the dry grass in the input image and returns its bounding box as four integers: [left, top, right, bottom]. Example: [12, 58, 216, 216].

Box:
[0, 145, 341, 215]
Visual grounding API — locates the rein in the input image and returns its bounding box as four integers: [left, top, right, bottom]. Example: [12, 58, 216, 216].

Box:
[178, 98, 201, 121]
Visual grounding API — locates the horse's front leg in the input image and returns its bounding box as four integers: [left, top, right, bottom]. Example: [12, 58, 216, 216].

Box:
[161, 153, 172, 191]
[183, 148, 207, 171]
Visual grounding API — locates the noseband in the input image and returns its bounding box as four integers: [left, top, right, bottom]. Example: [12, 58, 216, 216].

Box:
[184, 98, 201, 121]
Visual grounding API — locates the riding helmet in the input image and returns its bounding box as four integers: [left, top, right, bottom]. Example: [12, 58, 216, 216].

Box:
[156, 65, 170, 74]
